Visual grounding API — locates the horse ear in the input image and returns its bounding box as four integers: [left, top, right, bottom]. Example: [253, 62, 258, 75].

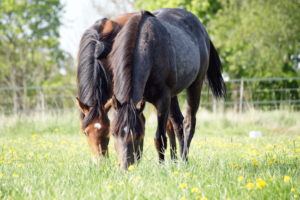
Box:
[76, 97, 90, 115]
[104, 99, 113, 114]
[136, 97, 146, 113]
[112, 95, 121, 111]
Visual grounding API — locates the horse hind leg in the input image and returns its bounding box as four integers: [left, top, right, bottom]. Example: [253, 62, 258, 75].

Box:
[166, 119, 177, 161]
[182, 75, 204, 162]
[168, 96, 184, 159]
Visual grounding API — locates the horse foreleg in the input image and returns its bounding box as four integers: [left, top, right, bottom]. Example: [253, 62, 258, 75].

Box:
[154, 91, 170, 163]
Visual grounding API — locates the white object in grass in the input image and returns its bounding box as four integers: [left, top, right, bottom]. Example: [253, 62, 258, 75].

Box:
[249, 131, 262, 138]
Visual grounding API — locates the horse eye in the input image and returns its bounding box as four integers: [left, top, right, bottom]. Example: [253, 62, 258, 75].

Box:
[84, 131, 87, 136]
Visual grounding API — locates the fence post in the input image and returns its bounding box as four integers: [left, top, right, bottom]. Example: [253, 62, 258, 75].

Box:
[40, 91, 45, 117]
[213, 97, 216, 114]
[239, 77, 244, 116]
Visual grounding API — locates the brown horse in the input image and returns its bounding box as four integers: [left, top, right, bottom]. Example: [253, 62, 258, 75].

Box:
[109, 9, 226, 170]
[76, 13, 135, 162]
[76, 12, 180, 163]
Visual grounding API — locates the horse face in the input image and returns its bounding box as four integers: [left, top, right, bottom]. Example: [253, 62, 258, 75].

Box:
[111, 96, 146, 171]
[84, 120, 110, 163]
[113, 130, 142, 171]
[77, 98, 112, 163]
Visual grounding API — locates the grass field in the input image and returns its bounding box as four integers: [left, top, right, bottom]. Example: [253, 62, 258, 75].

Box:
[0, 108, 299, 200]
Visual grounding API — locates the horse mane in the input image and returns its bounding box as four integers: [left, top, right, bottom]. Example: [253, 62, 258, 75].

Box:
[109, 11, 154, 139]
[109, 10, 155, 103]
[77, 18, 122, 130]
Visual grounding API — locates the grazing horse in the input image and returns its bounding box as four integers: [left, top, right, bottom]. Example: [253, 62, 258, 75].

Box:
[76, 12, 180, 163]
[109, 8, 226, 170]
[76, 13, 136, 162]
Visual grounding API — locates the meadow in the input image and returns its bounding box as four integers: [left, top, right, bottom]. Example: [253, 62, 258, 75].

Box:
[0, 108, 299, 200]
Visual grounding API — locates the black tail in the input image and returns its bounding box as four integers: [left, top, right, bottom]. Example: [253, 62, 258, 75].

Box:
[207, 40, 227, 99]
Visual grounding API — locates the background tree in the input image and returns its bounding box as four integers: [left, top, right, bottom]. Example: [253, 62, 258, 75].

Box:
[0, 0, 75, 112]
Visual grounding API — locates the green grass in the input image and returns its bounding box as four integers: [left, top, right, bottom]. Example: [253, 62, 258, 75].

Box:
[0, 109, 299, 200]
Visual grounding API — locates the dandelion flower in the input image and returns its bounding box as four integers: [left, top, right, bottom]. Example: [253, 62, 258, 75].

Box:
[294, 194, 298, 198]
[191, 187, 198, 193]
[32, 134, 37, 139]
[58, 162, 62, 166]
[181, 197, 185, 200]
[284, 176, 290, 182]
[185, 172, 190, 176]
[118, 182, 124, 186]
[0, 174, 3, 179]
[291, 188, 296, 192]
[41, 181, 44, 185]
[173, 171, 178, 175]
[107, 185, 113, 190]
[55, 128, 58, 132]
[180, 183, 187, 188]
[155, 183, 160, 187]
[256, 180, 267, 188]
[13, 174, 18, 178]
[135, 176, 141, 182]
[18, 164, 23, 167]
[238, 176, 243, 181]
[128, 165, 134, 171]
[246, 182, 254, 190]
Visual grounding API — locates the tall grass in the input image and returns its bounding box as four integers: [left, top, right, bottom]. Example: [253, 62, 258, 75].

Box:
[0, 109, 299, 199]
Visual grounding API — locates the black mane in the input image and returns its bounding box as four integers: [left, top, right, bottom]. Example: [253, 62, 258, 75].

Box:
[109, 11, 154, 139]
[77, 18, 122, 129]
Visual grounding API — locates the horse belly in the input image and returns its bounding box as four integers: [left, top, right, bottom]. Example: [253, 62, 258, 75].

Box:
[166, 25, 201, 96]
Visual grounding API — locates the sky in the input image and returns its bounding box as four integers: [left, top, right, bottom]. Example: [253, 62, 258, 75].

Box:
[59, 0, 103, 58]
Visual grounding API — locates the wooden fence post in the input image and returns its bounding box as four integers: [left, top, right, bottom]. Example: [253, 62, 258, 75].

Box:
[239, 77, 244, 116]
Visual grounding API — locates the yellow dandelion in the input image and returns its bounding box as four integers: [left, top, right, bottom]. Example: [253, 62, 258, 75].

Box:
[55, 128, 58, 132]
[291, 188, 296, 192]
[41, 181, 44, 185]
[191, 187, 198, 193]
[135, 176, 141, 182]
[32, 134, 37, 139]
[185, 172, 190, 176]
[107, 185, 113, 190]
[128, 165, 134, 171]
[246, 182, 254, 190]
[193, 175, 197, 179]
[201, 198, 208, 200]
[180, 183, 187, 188]
[13, 174, 18, 178]
[18, 164, 23, 167]
[9, 149, 15, 153]
[238, 176, 243, 181]
[256, 180, 267, 188]
[181, 197, 185, 200]
[284, 176, 290, 182]
[294, 194, 298, 198]
[45, 154, 50, 157]
[173, 171, 179, 175]
[58, 162, 62, 166]
[28, 152, 34, 156]
[118, 182, 124, 186]
[0, 174, 3, 179]
[155, 183, 160, 186]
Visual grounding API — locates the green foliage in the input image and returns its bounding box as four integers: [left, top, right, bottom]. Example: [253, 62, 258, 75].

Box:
[135, 0, 222, 25]
[0, 0, 75, 111]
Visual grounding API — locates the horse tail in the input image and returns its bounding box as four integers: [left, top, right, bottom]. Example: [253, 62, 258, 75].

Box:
[206, 40, 227, 99]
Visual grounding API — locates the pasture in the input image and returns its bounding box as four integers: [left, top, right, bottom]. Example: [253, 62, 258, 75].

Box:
[0, 109, 299, 200]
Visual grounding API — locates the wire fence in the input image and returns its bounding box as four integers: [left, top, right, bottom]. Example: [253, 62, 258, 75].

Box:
[1, 77, 300, 115]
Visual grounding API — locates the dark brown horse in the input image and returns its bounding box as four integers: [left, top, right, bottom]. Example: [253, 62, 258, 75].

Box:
[76, 12, 180, 163]
[109, 9, 226, 170]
